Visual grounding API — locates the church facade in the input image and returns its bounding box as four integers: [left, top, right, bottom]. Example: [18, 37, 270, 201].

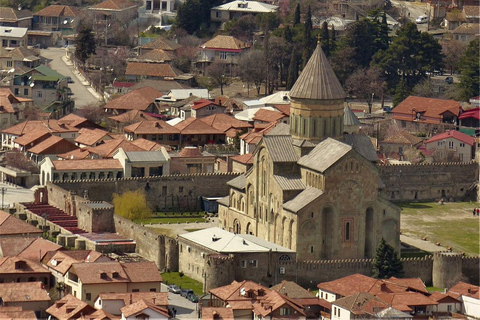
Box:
[218, 43, 401, 261]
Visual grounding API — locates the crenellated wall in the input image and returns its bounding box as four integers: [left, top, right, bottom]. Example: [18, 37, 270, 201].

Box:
[51, 172, 240, 211]
[378, 162, 479, 201]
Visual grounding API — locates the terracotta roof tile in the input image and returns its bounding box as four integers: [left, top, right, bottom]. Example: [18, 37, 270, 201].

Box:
[230, 153, 254, 164]
[89, 139, 145, 157]
[57, 148, 91, 160]
[34, 5, 81, 17]
[130, 79, 189, 92]
[0, 256, 51, 275]
[384, 277, 428, 294]
[0, 238, 34, 257]
[201, 35, 247, 50]
[98, 292, 168, 306]
[392, 96, 462, 124]
[334, 292, 389, 315]
[176, 146, 203, 157]
[199, 113, 251, 132]
[121, 299, 169, 318]
[104, 87, 162, 111]
[0, 96, 15, 114]
[2, 120, 78, 135]
[46, 294, 95, 319]
[13, 130, 51, 147]
[125, 62, 180, 78]
[425, 130, 475, 146]
[463, 5, 480, 18]
[174, 118, 224, 135]
[90, 0, 137, 10]
[382, 131, 423, 145]
[0, 7, 33, 22]
[75, 128, 111, 146]
[27, 136, 76, 154]
[270, 280, 315, 299]
[453, 23, 480, 34]
[0, 309, 36, 320]
[140, 37, 181, 51]
[0, 210, 43, 236]
[109, 110, 158, 123]
[132, 49, 175, 63]
[52, 159, 123, 171]
[253, 109, 286, 123]
[0, 282, 51, 303]
[124, 120, 180, 135]
[70, 261, 161, 284]
[449, 282, 480, 299]
[317, 273, 377, 297]
[189, 99, 222, 111]
[273, 104, 291, 116]
[201, 307, 234, 320]
[130, 138, 164, 151]
[209, 280, 269, 302]
[58, 113, 90, 128]
[252, 290, 305, 317]
[18, 238, 61, 261]
[376, 292, 437, 308]
[43, 250, 106, 275]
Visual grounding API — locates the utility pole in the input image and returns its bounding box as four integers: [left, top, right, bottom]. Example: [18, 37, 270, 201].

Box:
[0, 187, 6, 210]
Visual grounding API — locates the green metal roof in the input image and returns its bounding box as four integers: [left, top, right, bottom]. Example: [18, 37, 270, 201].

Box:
[31, 65, 66, 82]
[459, 127, 476, 136]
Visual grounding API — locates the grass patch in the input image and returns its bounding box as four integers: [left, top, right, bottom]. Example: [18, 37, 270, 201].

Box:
[185, 228, 203, 232]
[134, 217, 206, 224]
[400, 201, 479, 256]
[161, 272, 204, 295]
[427, 286, 445, 293]
[401, 250, 432, 258]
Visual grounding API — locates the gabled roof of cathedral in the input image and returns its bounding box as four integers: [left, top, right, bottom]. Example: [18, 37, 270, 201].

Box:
[262, 135, 299, 162]
[273, 174, 305, 191]
[298, 138, 351, 172]
[265, 123, 290, 136]
[227, 174, 246, 190]
[344, 105, 361, 126]
[283, 187, 324, 212]
[289, 42, 345, 100]
[343, 134, 378, 162]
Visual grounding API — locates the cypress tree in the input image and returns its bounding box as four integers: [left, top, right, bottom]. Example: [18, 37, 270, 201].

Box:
[393, 78, 411, 106]
[287, 50, 298, 90]
[293, 3, 301, 26]
[302, 5, 313, 69]
[321, 21, 330, 56]
[372, 238, 404, 279]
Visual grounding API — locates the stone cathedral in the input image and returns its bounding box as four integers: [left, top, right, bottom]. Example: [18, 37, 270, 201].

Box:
[218, 42, 401, 261]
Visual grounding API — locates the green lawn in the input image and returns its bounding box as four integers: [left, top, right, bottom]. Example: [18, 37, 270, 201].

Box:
[400, 202, 479, 256]
[161, 272, 204, 295]
[134, 212, 206, 224]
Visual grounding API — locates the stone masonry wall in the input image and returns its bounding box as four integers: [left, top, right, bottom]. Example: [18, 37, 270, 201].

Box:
[379, 162, 478, 201]
[52, 172, 239, 211]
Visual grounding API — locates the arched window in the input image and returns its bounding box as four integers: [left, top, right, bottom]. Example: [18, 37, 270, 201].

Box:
[345, 222, 351, 241]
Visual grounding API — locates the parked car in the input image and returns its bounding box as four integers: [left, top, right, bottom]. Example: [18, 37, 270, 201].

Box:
[169, 285, 181, 294]
[181, 289, 194, 298]
[445, 77, 454, 84]
[187, 293, 198, 303]
[416, 15, 428, 24]
[66, 76, 74, 83]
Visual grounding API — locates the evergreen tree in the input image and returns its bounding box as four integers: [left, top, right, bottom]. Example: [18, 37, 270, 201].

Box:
[302, 5, 313, 69]
[458, 38, 479, 101]
[330, 25, 336, 52]
[393, 78, 410, 106]
[321, 21, 330, 56]
[373, 238, 404, 279]
[287, 50, 298, 90]
[284, 25, 293, 43]
[293, 3, 301, 26]
[75, 24, 96, 68]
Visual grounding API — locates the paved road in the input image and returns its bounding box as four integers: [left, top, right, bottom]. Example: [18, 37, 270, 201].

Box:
[40, 48, 101, 109]
[391, 0, 428, 32]
[161, 283, 198, 319]
[0, 182, 34, 209]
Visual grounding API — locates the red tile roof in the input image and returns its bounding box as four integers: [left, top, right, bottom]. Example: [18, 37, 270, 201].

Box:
[34, 5, 81, 17]
[134, 49, 175, 62]
[88, 139, 145, 157]
[45, 294, 95, 319]
[74, 128, 111, 146]
[0, 282, 51, 303]
[130, 138, 164, 151]
[27, 135, 76, 155]
[392, 96, 462, 124]
[109, 110, 158, 123]
[113, 81, 136, 88]
[382, 131, 423, 145]
[199, 113, 252, 132]
[174, 118, 224, 135]
[58, 113, 90, 128]
[201, 307, 234, 320]
[98, 292, 168, 307]
[57, 148, 91, 160]
[230, 153, 254, 165]
[209, 280, 269, 302]
[252, 290, 305, 317]
[253, 109, 287, 123]
[70, 261, 161, 284]
[448, 282, 480, 299]
[177, 146, 204, 157]
[104, 87, 162, 111]
[273, 104, 291, 116]
[124, 120, 180, 135]
[0, 256, 51, 275]
[317, 273, 377, 297]
[140, 37, 181, 51]
[13, 130, 51, 147]
[334, 292, 389, 316]
[121, 299, 169, 318]
[459, 107, 480, 120]
[0, 210, 43, 236]
[52, 159, 123, 171]
[201, 35, 247, 51]
[125, 62, 179, 78]
[2, 120, 78, 135]
[376, 292, 438, 310]
[18, 238, 61, 262]
[0, 96, 15, 114]
[190, 99, 222, 111]
[90, 0, 137, 10]
[425, 130, 475, 146]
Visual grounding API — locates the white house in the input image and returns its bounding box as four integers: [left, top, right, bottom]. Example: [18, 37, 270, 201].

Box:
[448, 282, 480, 319]
[424, 130, 475, 162]
[113, 147, 170, 177]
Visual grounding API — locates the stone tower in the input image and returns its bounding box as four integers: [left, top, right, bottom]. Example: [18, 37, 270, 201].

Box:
[289, 42, 346, 144]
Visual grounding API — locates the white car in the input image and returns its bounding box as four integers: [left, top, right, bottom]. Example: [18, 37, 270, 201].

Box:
[416, 15, 428, 24]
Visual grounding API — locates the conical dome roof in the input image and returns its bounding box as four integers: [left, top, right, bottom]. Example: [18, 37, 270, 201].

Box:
[289, 43, 345, 100]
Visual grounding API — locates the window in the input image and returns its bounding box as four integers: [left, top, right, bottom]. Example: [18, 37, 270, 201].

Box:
[86, 293, 91, 301]
[345, 222, 351, 240]
[448, 141, 454, 149]
[447, 305, 452, 312]
[240, 260, 247, 268]
[459, 142, 465, 147]
[252, 260, 258, 268]
[6, 61, 12, 67]
[459, 153, 464, 161]
[14, 88, 19, 95]
[179, 187, 184, 193]
[215, 11, 221, 18]
[150, 288, 157, 292]
[310, 245, 314, 253]
[132, 289, 140, 292]
[23, 88, 28, 96]
[279, 308, 291, 316]
[37, 91, 43, 98]
[338, 308, 340, 316]
[343, 219, 354, 242]
[219, 51, 227, 60]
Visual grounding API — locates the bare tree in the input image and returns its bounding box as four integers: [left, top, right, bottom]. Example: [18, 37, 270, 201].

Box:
[441, 40, 466, 75]
[77, 104, 106, 125]
[345, 67, 386, 113]
[5, 151, 39, 173]
[238, 50, 266, 95]
[206, 62, 229, 95]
